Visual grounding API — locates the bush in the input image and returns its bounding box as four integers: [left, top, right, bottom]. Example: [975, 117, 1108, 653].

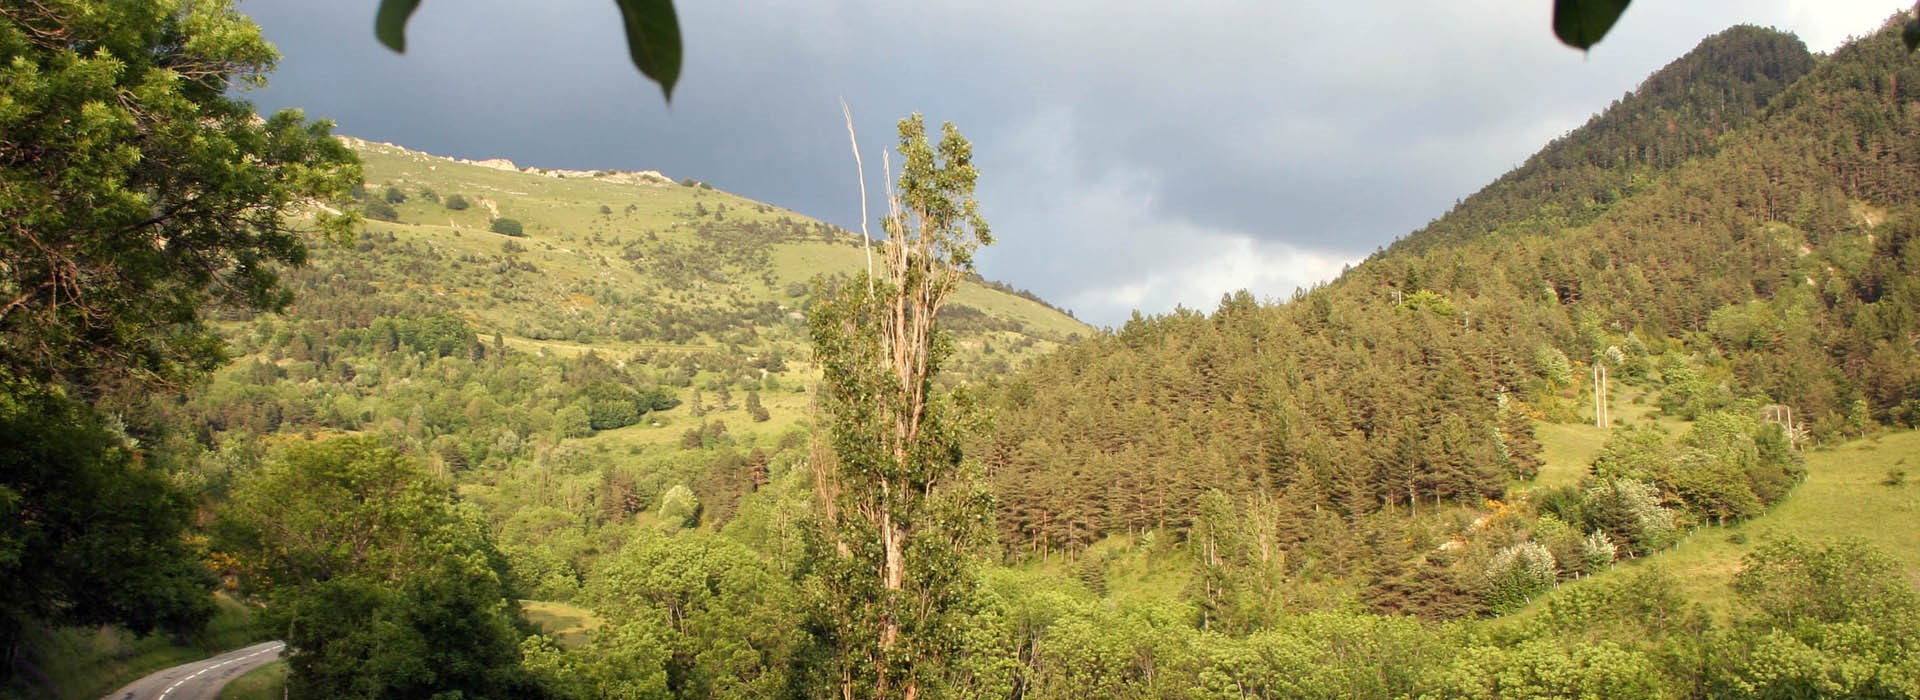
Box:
[1583, 479, 1678, 556]
[746, 391, 770, 423]
[445, 194, 471, 211]
[1534, 345, 1573, 389]
[382, 185, 406, 204]
[364, 200, 399, 222]
[1484, 542, 1558, 613]
[1579, 531, 1617, 574]
[490, 218, 525, 237]
[657, 485, 700, 531]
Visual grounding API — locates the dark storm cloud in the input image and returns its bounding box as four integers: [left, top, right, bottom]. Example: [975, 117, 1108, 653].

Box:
[237, 0, 1899, 324]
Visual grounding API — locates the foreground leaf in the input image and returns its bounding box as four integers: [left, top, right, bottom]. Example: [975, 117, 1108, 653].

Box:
[613, 0, 684, 101]
[374, 0, 422, 52]
[1553, 0, 1631, 50]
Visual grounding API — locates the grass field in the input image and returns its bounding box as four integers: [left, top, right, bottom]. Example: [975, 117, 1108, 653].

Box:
[217, 661, 287, 700]
[1528, 429, 1920, 617]
[521, 600, 604, 650]
[1529, 386, 1686, 491]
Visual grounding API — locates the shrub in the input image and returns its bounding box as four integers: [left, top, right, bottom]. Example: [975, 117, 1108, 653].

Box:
[745, 391, 770, 423]
[657, 485, 700, 531]
[1579, 530, 1617, 574]
[1591, 424, 1671, 483]
[1401, 289, 1456, 316]
[364, 200, 399, 222]
[1534, 345, 1574, 389]
[382, 185, 406, 204]
[1532, 515, 1582, 577]
[1583, 479, 1678, 556]
[445, 194, 471, 211]
[490, 218, 525, 237]
[1485, 542, 1558, 613]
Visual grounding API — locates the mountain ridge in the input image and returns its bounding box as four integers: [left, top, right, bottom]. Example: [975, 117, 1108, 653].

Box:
[1385, 24, 1817, 257]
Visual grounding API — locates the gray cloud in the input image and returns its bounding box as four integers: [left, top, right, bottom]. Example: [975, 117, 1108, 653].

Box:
[237, 0, 1901, 325]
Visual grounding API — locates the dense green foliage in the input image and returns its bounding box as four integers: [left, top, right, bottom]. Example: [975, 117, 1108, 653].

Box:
[490, 218, 526, 237]
[216, 438, 542, 699]
[0, 0, 355, 687]
[524, 530, 803, 698]
[0, 383, 215, 663]
[0, 0, 358, 391]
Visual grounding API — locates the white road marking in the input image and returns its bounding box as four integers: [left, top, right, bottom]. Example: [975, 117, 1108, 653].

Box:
[155, 643, 285, 700]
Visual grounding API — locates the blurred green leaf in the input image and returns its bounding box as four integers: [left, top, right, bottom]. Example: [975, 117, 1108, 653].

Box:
[374, 0, 421, 53]
[613, 0, 684, 101]
[1553, 0, 1631, 51]
[372, 1, 682, 101]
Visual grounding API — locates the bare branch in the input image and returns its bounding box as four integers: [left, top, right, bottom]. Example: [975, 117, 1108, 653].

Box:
[841, 99, 874, 298]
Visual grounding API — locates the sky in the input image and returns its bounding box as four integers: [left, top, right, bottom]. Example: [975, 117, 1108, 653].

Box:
[236, 1, 1902, 326]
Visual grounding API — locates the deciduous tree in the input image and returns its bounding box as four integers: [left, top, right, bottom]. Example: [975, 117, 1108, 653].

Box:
[809, 114, 992, 699]
[217, 437, 541, 699]
[0, 0, 358, 392]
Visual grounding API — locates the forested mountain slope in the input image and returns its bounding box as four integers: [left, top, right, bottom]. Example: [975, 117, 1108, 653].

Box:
[983, 17, 1920, 620]
[1388, 25, 1816, 255]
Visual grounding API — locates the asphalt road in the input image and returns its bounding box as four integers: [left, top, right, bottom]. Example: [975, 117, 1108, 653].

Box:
[103, 641, 285, 700]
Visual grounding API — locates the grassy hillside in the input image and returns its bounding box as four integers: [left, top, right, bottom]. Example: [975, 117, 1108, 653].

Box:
[1542, 429, 1920, 615]
[160, 136, 1090, 640]
[344, 138, 1084, 353]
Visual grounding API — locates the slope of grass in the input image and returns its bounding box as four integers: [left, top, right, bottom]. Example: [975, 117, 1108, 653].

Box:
[347, 139, 1087, 354]
[5, 593, 263, 700]
[1531, 429, 1920, 617]
[325, 138, 1089, 456]
[1533, 421, 1610, 491]
[1529, 387, 1688, 490]
[217, 661, 287, 700]
[520, 600, 603, 650]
